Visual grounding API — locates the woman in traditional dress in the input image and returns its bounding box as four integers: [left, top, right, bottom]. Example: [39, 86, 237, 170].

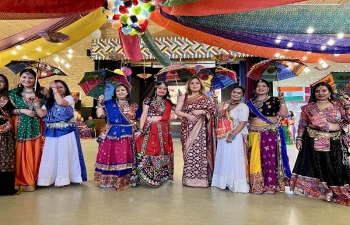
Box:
[247, 79, 290, 194]
[0, 74, 19, 195]
[77, 117, 92, 139]
[134, 82, 174, 187]
[175, 77, 216, 188]
[211, 86, 250, 193]
[291, 82, 350, 206]
[288, 111, 296, 143]
[36, 80, 87, 187]
[281, 117, 292, 145]
[9, 69, 44, 192]
[95, 84, 141, 191]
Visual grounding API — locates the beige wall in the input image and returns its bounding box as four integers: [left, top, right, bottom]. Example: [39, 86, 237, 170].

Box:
[0, 36, 95, 107]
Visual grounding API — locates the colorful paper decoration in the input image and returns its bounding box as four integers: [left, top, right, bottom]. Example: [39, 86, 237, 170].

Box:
[103, 0, 156, 35]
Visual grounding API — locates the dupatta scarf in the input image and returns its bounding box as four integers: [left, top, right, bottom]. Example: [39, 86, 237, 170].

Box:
[9, 88, 41, 142]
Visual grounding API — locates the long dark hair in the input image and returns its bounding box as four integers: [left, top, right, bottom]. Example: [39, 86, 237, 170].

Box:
[146, 82, 171, 101]
[45, 80, 71, 110]
[0, 74, 9, 97]
[311, 82, 335, 102]
[112, 84, 131, 103]
[16, 69, 44, 99]
[254, 79, 270, 88]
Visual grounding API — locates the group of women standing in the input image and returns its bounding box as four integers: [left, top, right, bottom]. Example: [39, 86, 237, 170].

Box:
[209, 79, 350, 206]
[0, 69, 87, 195]
[2, 70, 350, 207]
[94, 82, 174, 190]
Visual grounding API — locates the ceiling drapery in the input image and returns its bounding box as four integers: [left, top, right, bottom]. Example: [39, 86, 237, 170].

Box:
[159, 8, 350, 54]
[0, 0, 105, 19]
[161, 0, 304, 16]
[0, 9, 107, 68]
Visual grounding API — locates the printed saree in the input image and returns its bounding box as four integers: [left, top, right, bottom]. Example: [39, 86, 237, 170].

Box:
[180, 94, 216, 187]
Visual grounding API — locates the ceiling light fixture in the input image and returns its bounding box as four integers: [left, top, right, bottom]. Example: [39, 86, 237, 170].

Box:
[306, 27, 314, 34]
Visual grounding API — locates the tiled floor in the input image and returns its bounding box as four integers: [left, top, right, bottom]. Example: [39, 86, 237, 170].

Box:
[0, 138, 349, 225]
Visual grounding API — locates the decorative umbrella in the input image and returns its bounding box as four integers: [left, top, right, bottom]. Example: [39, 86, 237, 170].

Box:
[195, 67, 215, 92]
[38, 31, 70, 43]
[247, 58, 307, 83]
[136, 60, 152, 82]
[155, 64, 196, 84]
[6, 60, 67, 90]
[79, 69, 131, 100]
[311, 72, 350, 101]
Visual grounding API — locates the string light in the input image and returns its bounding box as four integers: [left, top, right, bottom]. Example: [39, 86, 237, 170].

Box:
[67, 54, 72, 59]
[65, 63, 70, 68]
[68, 49, 73, 54]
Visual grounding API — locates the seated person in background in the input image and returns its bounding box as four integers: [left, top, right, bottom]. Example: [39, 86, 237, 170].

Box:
[76, 117, 92, 139]
[85, 116, 96, 129]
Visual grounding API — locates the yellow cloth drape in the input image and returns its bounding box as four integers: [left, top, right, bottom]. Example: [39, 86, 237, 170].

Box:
[0, 8, 107, 68]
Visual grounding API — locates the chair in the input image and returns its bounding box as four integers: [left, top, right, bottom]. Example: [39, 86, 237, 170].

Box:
[90, 128, 97, 138]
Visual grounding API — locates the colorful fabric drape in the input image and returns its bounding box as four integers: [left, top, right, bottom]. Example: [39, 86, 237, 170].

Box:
[0, 8, 107, 68]
[161, 0, 304, 16]
[141, 29, 174, 66]
[160, 8, 350, 54]
[0, 15, 82, 52]
[176, 4, 350, 34]
[151, 10, 342, 63]
[118, 28, 143, 61]
[0, 0, 105, 19]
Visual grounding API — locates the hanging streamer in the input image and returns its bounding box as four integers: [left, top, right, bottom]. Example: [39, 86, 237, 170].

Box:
[140, 29, 174, 66]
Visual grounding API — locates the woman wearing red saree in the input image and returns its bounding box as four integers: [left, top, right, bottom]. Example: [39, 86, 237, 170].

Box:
[175, 77, 216, 187]
[134, 82, 174, 187]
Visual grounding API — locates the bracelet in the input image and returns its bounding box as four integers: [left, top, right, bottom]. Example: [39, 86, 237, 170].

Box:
[34, 105, 41, 110]
[344, 105, 350, 109]
[53, 92, 58, 94]
[228, 133, 236, 139]
[296, 137, 302, 141]
[14, 109, 20, 114]
[279, 98, 286, 105]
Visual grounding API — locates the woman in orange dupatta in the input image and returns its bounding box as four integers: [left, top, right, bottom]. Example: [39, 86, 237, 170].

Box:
[9, 69, 44, 192]
[175, 77, 216, 187]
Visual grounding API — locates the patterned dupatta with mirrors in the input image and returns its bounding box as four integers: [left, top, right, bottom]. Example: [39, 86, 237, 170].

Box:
[247, 99, 291, 178]
[97, 100, 140, 142]
[216, 101, 235, 139]
[9, 89, 41, 142]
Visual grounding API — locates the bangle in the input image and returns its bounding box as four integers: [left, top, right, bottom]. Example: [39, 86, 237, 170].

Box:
[279, 98, 286, 105]
[296, 137, 302, 141]
[34, 105, 41, 110]
[228, 133, 236, 139]
[14, 109, 20, 114]
[53, 92, 58, 94]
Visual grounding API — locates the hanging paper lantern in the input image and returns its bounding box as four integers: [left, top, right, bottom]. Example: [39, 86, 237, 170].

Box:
[103, 0, 155, 35]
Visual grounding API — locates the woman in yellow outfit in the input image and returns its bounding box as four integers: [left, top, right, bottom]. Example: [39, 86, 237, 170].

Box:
[247, 79, 291, 194]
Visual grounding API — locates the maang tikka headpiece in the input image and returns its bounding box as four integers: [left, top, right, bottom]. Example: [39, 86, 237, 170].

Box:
[157, 82, 167, 88]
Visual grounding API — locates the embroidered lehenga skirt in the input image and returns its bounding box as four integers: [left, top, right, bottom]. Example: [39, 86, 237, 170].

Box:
[248, 124, 290, 194]
[136, 121, 174, 187]
[291, 127, 350, 206]
[95, 136, 137, 191]
[0, 128, 18, 195]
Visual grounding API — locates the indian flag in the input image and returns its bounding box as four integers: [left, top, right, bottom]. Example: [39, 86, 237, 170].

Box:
[273, 86, 305, 102]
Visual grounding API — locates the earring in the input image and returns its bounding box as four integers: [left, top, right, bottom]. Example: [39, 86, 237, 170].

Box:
[154, 92, 157, 98]
[329, 96, 331, 100]
[18, 83, 22, 88]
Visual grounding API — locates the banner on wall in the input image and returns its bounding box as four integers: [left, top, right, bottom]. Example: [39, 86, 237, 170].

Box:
[273, 86, 304, 102]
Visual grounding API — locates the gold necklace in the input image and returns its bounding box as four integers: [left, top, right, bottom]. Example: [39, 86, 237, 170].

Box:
[317, 100, 330, 104]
